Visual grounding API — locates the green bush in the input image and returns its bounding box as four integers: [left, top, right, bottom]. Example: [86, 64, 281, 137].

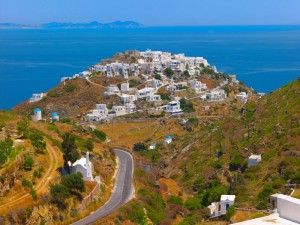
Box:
[226, 205, 236, 220]
[93, 129, 107, 141]
[64, 85, 76, 93]
[133, 142, 147, 152]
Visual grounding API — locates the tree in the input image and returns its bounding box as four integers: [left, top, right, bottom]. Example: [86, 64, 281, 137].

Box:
[61, 173, 85, 193]
[133, 142, 147, 152]
[85, 139, 94, 151]
[0, 138, 13, 165]
[183, 70, 190, 78]
[154, 74, 162, 80]
[61, 132, 79, 173]
[29, 132, 46, 153]
[163, 68, 174, 78]
[17, 117, 29, 138]
[23, 157, 34, 171]
[50, 184, 71, 202]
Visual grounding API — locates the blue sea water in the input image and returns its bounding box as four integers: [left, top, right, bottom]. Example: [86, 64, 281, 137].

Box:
[0, 26, 300, 109]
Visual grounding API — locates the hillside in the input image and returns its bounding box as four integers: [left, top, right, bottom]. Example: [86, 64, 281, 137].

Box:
[13, 78, 107, 120]
[100, 79, 300, 225]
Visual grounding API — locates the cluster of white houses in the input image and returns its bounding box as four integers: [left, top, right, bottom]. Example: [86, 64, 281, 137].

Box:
[60, 49, 211, 82]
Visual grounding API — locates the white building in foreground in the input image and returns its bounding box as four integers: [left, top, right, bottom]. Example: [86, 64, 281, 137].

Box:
[69, 152, 93, 181]
[233, 194, 300, 225]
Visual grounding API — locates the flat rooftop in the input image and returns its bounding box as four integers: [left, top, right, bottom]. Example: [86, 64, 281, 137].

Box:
[233, 213, 299, 225]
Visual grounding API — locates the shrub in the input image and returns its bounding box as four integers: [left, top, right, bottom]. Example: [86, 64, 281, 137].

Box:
[133, 142, 147, 152]
[23, 157, 34, 171]
[226, 205, 236, 220]
[64, 85, 76, 93]
[93, 129, 107, 141]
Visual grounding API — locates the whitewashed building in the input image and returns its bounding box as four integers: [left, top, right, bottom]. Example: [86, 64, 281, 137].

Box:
[136, 87, 156, 99]
[236, 92, 248, 104]
[119, 94, 137, 103]
[125, 103, 136, 113]
[29, 93, 46, 103]
[104, 85, 120, 96]
[208, 195, 236, 217]
[32, 108, 42, 121]
[69, 152, 93, 181]
[233, 194, 300, 225]
[248, 154, 261, 167]
[112, 106, 127, 116]
[146, 94, 162, 102]
[79, 71, 91, 79]
[206, 89, 227, 101]
[189, 80, 207, 93]
[86, 104, 108, 121]
[51, 112, 59, 121]
[93, 65, 107, 72]
[121, 83, 130, 92]
[164, 135, 172, 145]
[159, 101, 182, 114]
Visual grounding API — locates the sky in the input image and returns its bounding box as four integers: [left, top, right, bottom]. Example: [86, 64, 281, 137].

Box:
[0, 0, 300, 26]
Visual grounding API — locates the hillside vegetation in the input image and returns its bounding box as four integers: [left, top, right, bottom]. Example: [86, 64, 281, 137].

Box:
[104, 80, 300, 225]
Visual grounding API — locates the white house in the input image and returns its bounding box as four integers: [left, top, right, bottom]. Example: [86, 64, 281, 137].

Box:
[93, 65, 107, 72]
[125, 103, 136, 113]
[136, 87, 156, 99]
[146, 94, 161, 102]
[51, 112, 59, 121]
[86, 109, 106, 121]
[32, 108, 42, 121]
[69, 152, 93, 181]
[248, 154, 261, 167]
[104, 85, 120, 96]
[220, 195, 235, 214]
[86, 104, 108, 121]
[233, 194, 300, 225]
[189, 80, 207, 93]
[119, 94, 137, 103]
[208, 195, 236, 217]
[236, 92, 248, 104]
[121, 83, 130, 92]
[149, 78, 163, 89]
[158, 101, 182, 114]
[112, 106, 127, 116]
[79, 71, 91, 79]
[29, 93, 46, 103]
[206, 89, 227, 101]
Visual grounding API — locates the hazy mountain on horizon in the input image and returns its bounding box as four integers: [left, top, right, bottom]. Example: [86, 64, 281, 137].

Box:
[0, 20, 145, 29]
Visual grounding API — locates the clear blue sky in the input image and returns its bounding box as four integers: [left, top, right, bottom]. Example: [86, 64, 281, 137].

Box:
[0, 0, 299, 26]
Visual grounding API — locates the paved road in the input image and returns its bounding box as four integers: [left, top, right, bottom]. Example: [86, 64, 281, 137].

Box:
[72, 149, 134, 225]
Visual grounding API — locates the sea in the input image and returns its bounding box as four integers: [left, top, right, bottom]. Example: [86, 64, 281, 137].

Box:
[1, 26, 300, 110]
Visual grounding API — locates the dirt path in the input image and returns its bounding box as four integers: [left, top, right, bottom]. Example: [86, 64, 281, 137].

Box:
[86, 77, 106, 89]
[0, 139, 61, 210]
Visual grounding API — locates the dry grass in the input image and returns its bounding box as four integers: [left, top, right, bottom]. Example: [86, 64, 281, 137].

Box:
[292, 189, 300, 199]
[231, 210, 267, 223]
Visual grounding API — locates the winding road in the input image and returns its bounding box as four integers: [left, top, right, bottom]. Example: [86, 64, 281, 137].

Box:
[72, 149, 134, 225]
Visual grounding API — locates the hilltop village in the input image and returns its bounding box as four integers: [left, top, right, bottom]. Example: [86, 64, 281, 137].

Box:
[28, 49, 255, 122]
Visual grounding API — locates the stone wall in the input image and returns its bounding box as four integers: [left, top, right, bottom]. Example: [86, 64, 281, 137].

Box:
[81, 181, 100, 207]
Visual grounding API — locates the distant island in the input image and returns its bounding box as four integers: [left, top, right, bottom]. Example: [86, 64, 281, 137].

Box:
[0, 20, 145, 29]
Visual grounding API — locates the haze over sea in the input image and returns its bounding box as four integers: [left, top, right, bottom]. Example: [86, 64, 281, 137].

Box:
[0, 25, 300, 109]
